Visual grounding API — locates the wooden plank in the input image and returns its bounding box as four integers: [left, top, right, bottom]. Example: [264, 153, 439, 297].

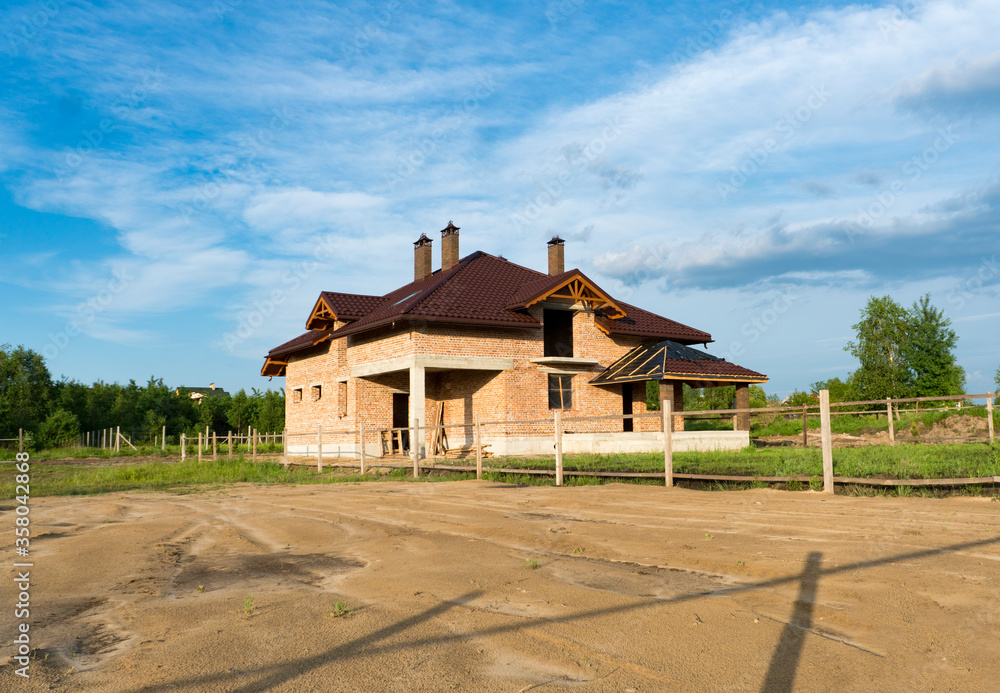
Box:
[988, 395, 995, 445]
[801, 406, 808, 448]
[662, 399, 673, 487]
[820, 390, 833, 493]
[412, 417, 420, 478]
[359, 420, 367, 475]
[554, 410, 563, 487]
[282, 428, 287, 467]
[887, 398, 895, 446]
[317, 424, 324, 472]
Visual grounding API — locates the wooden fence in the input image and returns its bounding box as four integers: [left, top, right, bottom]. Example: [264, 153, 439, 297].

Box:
[273, 391, 996, 492]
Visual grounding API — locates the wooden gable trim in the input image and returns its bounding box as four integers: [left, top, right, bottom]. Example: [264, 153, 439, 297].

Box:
[261, 358, 287, 377]
[523, 273, 626, 319]
[306, 295, 337, 331]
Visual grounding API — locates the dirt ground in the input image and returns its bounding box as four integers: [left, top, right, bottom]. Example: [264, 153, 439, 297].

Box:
[2, 482, 998, 692]
[759, 412, 993, 448]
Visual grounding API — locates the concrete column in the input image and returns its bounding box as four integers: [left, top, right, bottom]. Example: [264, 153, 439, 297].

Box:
[409, 364, 426, 457]
[735, 383, 751, 431]
[658, 380, 685, 431]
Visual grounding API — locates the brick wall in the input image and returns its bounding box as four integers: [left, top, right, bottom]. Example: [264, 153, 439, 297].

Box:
[283, 302, 666, 447]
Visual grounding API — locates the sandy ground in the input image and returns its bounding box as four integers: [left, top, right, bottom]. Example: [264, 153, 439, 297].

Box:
[2, 482, 999, 692]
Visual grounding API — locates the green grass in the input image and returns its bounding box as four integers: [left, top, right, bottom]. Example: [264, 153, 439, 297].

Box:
[0, 457, 358, 499]
[486, 443, 1000, 481]
[3, 438, 997, 500]
[0, 443, 284, 462]
[751, 407, 999, 438]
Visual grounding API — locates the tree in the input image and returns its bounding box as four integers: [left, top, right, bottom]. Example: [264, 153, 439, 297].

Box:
[0, 344, 53, 437]
[37, 408, 81, 449]
[903, 294, 965, 396]
[845, 296, 912, 400]
[255, 390, 285, 432]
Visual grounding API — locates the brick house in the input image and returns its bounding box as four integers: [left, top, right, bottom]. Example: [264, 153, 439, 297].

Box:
[261, 223, 766, 456]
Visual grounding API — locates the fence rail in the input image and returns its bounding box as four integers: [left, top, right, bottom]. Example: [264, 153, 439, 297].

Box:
[6, 392, 995, 491]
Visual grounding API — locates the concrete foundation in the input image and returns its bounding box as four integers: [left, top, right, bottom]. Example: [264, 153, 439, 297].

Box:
[288, 430, 750, 459]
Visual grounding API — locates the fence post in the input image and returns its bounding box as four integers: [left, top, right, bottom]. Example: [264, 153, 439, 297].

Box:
[554, 410, 563, 487]
[282, 428, 288, 467]
[162, 425, 166, 452]
[252, 428, 257, 463]
[886, 398, 895, 446]
[18, 428, 23, 454]
[227, 431, 232, 460]
[116, 425, 121, 453]
[181, 433, 186, 461]
[987, 394, 995, 445]
[359, 420, 366, 475]
[412, 418, 420, 478]
[820, 390, 834, 494]
[662, 399, 673, 487]
[317, 424, 324, 472]
[198, 433, 203, 463]
[475, 413, 483, 480]
[801, 406, 808, 448]
[213, 432, 218, 461]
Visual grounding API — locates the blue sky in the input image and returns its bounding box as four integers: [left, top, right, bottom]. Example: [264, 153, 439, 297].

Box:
[1, 0, 998, 397]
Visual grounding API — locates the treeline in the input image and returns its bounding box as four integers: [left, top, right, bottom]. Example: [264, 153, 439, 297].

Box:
[0, 344, 283, 448]
[648, 293, 989, 410]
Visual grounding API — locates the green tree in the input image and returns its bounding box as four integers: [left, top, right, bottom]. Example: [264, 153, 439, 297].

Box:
[227, 389, 255, 432]
[809, 376, 861, 403]
[0, 344, 53, 438]
[903, 294, 965, 396]
[254, 389, 285, 432]
[37, 408, 81, 448]
[845, 296, 912, 400]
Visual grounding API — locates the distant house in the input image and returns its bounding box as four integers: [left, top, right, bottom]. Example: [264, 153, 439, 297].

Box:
[262, 223, 767, 455]
[174, 383, 229, 403]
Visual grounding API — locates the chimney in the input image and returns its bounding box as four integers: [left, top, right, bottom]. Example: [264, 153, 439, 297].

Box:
[441, 221, 460, 270]
[414, 233, 433, 281]
[547, 236, 565, 275]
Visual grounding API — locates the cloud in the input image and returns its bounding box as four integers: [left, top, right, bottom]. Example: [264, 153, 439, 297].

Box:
[896, 49, 1000, 119]
[243, 187, 386, 232]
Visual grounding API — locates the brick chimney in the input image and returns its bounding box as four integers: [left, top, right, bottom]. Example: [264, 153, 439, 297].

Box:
[547, 236, 565, 275]
[441, 221, 460, 270]
[414, 233, 433, 281]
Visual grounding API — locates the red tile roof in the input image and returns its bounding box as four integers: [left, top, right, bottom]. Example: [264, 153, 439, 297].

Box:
[263, 249, 717, 371]
[590, 340, 767, 385]
[318, 292, 384, 321]
[596, 301, 712, 343]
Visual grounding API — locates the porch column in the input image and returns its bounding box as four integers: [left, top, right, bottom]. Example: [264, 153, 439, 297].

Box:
[409, 364, 426, 457]
[658, 380, 685, 432]
[735, 383, 751, 431]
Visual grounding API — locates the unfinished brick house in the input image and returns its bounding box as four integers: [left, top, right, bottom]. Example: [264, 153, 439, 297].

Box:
[261, 223, 767, 456]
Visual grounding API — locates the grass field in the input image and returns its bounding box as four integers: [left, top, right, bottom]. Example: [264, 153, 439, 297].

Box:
[4, 442, 998, 500]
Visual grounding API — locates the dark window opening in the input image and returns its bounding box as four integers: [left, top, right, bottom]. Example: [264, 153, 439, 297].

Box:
[548, 374, 573, 409]
[543, 309, 573, 357]
[622, 382, 633, 432]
